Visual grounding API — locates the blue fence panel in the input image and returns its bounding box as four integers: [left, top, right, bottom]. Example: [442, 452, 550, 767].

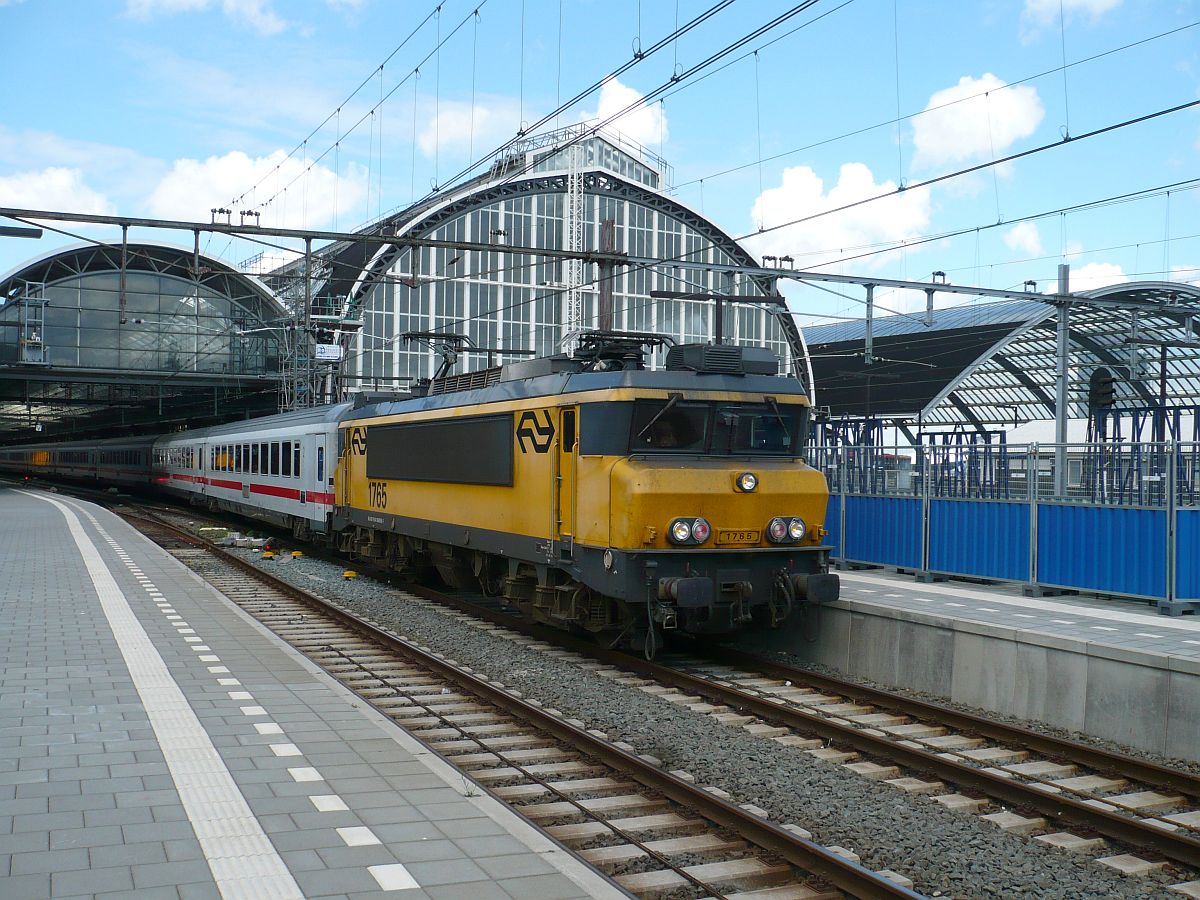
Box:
[823, 494, 842, 557]
[1175, 509, 1200, 600]
[843, 495, 922, 569]
[1037, 504, 1166, 598]
[929, 499, 1029, 582]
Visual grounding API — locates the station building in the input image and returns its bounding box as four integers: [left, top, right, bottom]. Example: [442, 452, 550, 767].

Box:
[262, 124, 803, 392]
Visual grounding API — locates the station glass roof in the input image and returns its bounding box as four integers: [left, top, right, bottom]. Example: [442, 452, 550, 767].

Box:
[801, 281, 1200, 428]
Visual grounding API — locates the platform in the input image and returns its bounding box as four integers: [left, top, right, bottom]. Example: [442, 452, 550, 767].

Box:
[754, 568, 1200, 763]
[0, 486, 624, 900]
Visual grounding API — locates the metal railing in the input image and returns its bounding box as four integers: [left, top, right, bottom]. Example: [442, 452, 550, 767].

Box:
[808, 442, 1200, 612]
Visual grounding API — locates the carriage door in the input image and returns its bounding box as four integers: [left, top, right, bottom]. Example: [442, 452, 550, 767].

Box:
[556, 407, 578, 541]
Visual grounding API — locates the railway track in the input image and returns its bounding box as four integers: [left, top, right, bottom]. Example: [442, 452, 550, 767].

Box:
[117, 507, 922, 900]
[407, 582, 1200, 879]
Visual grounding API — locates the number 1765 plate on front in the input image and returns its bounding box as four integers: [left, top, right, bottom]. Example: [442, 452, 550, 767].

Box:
[717, 529, 760, 545]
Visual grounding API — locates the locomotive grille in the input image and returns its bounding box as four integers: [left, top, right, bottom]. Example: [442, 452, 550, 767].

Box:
[430, 366, 502, 395]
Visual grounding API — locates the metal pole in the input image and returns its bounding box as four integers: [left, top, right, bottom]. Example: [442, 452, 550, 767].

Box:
[1167, 441, 1177, 610]
[925, 288, 935, 326]
[1029, 443, 1039, 589]
[864, 284, 875, 365]
[1054, 264, 1071, 497]
[304, 237, 313, 408]
[119, 224, 129, 325]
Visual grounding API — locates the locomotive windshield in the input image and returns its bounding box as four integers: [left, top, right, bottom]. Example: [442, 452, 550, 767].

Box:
[631, 399, 808, 456]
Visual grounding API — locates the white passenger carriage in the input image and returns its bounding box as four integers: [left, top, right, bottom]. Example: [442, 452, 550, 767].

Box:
[154, 403, 351, 538]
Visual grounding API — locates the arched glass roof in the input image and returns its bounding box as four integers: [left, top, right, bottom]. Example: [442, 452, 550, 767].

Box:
[802, 282, 1200, 429]
[0, 242, 288, 442]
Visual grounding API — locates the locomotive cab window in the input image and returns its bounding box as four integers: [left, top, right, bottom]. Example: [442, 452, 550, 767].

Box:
[630, 399, 808, 456]
[712, 402, 807, 456]
[631, 399, 709, 452]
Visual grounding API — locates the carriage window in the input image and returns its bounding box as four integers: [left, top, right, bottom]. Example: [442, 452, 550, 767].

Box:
[281, 442, 292, 477]
[270, 443, 280, 476]
[259, 443, 268, 474]
[317, 446, 325, 483]
[251, 443, 260, 474]
[293, 444, 301, 478]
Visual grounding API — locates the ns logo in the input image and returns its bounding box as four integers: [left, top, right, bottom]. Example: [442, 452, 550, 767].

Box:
[348, 427, 368, 455]
[515, 410, 555, 454]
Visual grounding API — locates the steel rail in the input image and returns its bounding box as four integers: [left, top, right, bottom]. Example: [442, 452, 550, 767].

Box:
[117, 509, 922, 900]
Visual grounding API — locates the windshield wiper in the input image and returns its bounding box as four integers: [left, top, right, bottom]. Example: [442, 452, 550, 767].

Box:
[764, 396, 791, 442]
[637, 393, 682, 439]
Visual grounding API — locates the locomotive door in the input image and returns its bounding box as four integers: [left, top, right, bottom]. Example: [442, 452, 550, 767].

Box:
[556, 407, 578, 540]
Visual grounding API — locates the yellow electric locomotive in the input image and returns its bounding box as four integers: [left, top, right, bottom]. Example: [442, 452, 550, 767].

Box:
[334, 336, 838, 654]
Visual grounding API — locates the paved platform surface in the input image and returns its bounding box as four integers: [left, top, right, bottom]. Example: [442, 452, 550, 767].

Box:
[0, 486, 624, 900]
[838, 568, 1200, 662]
[761, 566, 1200, 761]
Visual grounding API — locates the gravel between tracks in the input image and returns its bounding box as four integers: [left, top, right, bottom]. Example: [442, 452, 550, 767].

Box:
[212, 548, 1189, 900]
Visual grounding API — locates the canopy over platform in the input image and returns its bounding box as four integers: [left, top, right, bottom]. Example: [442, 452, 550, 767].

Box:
[802, 281, 1200, 431]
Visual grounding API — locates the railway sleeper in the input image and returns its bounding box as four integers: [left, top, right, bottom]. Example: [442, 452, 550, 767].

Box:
[615, 857, 793, 897]
[467, 762, 601, 785]
[492, 777, 637, 802]
[546, 813, 709, 845]
[580, 834, 748, 871]
[520, 793, 670, 821]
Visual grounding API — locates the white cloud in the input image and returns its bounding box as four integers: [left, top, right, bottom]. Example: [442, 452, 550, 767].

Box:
[1004, 221, 1043, 256]
[145, 150, 366, 229]
[744, 162, 932, 270]
[1170, 265, 1200, 287]
[125, 0, 287, 35]
[1022, 0, 1121, 39]
[583, 78, 668, 148]
[0, 167, 114, 215]
[1069, 262, 1128, 290]
[912, 73, 1044, 171]
[417, 96, 523, 161]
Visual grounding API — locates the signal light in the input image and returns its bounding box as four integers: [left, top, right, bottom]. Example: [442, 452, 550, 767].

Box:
[1088, 367, 1117, 411]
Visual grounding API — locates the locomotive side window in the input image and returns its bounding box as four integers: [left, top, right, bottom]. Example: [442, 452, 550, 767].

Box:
[562, 409, 577, 452]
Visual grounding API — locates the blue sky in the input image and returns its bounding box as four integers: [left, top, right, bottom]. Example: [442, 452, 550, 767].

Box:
[1, 0, 1198, 325]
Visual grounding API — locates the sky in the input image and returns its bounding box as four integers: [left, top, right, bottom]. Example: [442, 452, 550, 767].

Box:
[1, 0, 1198, 328]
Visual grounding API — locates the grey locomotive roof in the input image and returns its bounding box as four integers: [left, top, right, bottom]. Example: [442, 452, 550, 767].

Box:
[348, 369, 810, 422]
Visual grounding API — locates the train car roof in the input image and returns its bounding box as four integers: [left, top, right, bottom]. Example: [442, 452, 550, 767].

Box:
[346, 368, 809, 422]
[2, 434, 161, 453]
[157, 402, 355, 441]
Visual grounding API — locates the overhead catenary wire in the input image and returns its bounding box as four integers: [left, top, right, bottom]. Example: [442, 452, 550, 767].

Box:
[669, 18, 1200, 194]
[229, 2, 443, 210]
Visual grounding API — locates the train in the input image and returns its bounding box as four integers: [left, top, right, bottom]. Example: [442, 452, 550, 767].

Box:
[0, 336, 838, 655]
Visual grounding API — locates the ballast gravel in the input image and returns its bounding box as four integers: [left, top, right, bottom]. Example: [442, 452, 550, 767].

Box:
[223, 548, 1184, 899]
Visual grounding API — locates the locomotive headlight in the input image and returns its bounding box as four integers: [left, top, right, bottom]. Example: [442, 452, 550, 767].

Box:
[690, 517, 711, 543]
[767, 517, 789, 543]
[737, 471, 758, 492]
[788, 517, 806, 541]
[670, 519, 694, 544]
